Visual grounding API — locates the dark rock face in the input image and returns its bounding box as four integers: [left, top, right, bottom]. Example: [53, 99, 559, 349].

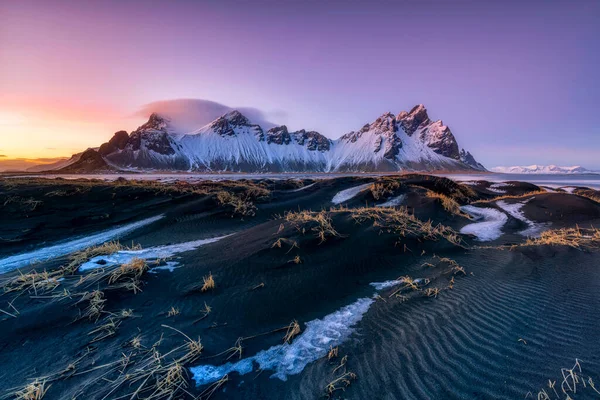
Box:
[266, 125, 291, 145]
[59, 149, 111, 173]
[292, 130, 331, 151]
[128, 131, 176, 155]
[265, 126, 331, 151]
[397, 104, 430, 136]
[98, 130, 129, 156]
[420, 122, 460, 160]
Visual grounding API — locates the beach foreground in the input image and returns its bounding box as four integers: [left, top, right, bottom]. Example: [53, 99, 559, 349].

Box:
[1, 175, 599, 399]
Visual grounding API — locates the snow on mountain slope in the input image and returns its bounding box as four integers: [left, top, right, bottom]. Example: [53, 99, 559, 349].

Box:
[179, 111, 331, 172]
[329, 105, 484, 172]
[53, 104, 485, 173]
[491, 165, 597, 174]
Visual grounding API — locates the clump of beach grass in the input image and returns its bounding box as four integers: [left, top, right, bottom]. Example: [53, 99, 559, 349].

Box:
[216, 191, 257, 217]
[473, 189, 547, 204]
[284, 210, 341, 243]
[10, 379, 50, 400]
[522, 226, 600, 251]
[283, 320, 301, 343]
[370, 178, 402, 200]
[64, 241, 140, 274]
[426, 191, 469, 218]
[201, 273, 215, 292]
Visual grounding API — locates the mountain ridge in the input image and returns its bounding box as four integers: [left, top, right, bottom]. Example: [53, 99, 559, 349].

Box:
[52, 104, 486, 173]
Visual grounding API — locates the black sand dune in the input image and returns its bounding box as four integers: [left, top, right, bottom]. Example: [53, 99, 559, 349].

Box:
[1, 175, 599, 399]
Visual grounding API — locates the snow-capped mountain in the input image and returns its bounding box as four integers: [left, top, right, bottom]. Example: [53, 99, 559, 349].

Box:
[56, 104, 485, 173]
[491, 165, 597, 174]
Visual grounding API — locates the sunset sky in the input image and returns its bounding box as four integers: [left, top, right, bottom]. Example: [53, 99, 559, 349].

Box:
[1, 0, 599, 170]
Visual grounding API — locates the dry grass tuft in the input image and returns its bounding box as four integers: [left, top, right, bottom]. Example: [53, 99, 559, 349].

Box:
[288, 255, 302, 264]
[80, 290, 105, 321]
[285, 210, 341, 243]
[216, 191, 257, 217]
[473, 190, 547, 204]
[348, 207, 464, 247]
[167, 307, 180, 317]
[370, 178, 402, 200]
[424, 287, 441, 298]
[522, 226, 600, 251]
[426, 191, 469, 218]
[11, 379, 50, 400]
[283, 320, 301, 344]
[1, 270, 62, 296]
[198, 374, 229, 400]
[327, 346, 339, 361]
[64, 241, 137, 274]
[201, 273, 215, 292]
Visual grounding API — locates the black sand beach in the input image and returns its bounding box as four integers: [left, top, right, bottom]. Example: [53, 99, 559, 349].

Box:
[1, 175, 599, 399]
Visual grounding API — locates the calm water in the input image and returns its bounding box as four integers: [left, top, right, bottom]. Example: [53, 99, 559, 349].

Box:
[5, 172, 600, 189]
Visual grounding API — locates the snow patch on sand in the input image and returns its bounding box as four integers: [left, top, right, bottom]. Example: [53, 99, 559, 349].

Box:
[191, 297, 374, 386]
[460, 206, 508, 241]
[79, 236, 227, 272]
[370, 277, 428, 290]
[496, 200, 547, 237]
[0, 215, 164, 274]
[376, 194, 406, 207]
[290, 182, 316, 192]
[487, 182, 512, 194]
[331, 183, 372, 204]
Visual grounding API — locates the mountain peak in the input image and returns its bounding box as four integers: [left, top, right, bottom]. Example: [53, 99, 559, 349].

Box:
[222, 110, 251, 126]
[397, 104, 430, 136]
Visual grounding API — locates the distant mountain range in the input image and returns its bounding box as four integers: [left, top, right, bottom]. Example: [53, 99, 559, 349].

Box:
[33, 104, 486, 173]
[491, 165, 599, 174]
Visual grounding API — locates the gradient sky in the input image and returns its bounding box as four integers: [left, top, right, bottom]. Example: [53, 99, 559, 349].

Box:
[1, 0, 599, 169]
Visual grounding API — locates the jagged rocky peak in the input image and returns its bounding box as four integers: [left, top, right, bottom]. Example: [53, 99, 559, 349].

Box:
[266, 125, 331, 151]
[459, 149, 485, 170]
[266, 125, 291, 145]
[420, 120, 460, 160]
[292, 130, 331, 151]
[397, 104, 430, 136]
[137, 113, 170, 132]
[209, 110, 263, 137]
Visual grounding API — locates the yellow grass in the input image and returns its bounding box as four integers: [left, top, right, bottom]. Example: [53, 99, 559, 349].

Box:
[522, 226, 600, 250]
[216, 191, 257, 217]
[12, 379, 50, 400]
[473, 190, 547, 204]
[370, 178, 402, 200]
[426, 191, 469, 218]
[285, 210, 341, 243]
[283, 320, 301, 343]
[201, 273, 215, 292]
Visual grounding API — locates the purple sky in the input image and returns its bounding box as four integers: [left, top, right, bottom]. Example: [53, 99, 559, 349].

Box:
[1, 0, 599, 168]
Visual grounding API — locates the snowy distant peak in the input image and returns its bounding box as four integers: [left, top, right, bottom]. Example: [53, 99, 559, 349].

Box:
[339, 111, 401, 160]
[460, 149, 486, 171]
[397, 104, 430, 136]
[491, 165, 597, 174]
[222, 110, 251, 126]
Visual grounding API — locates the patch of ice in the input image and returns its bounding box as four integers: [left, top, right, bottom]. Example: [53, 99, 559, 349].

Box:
[561, 186, 577, 193]
[149, 261, 181, 273]
[191, 297, 374, 386]
[496, 200, 547, 237]
[487, 182, 512, 194]
[0, 215, 164, 274]
[331, 183, 372, 204]
[376, 194, 406, 208]
[79, 236, 227, 272]
[460, 206, 508, 241]
[290, 182, 316, 192]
